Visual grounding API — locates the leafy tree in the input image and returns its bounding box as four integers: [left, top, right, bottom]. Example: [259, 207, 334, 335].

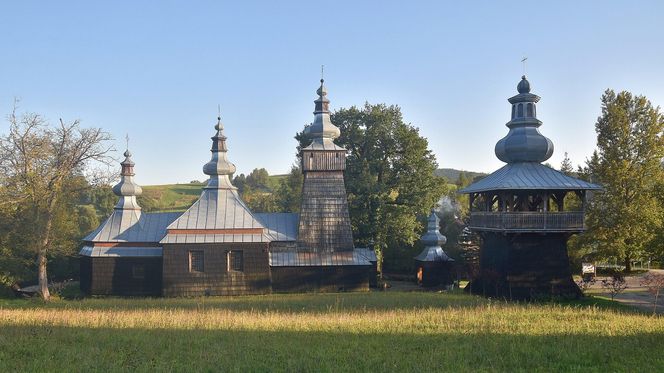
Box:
[246, 168, 270, 190]
[583, 90, 664, 272]
[276, 165, 303, 213]
[232, 173, 248, 195]
[456, 171, 470, 188]
[244, 190, 279, 212]
[0, 106, 113, 300]
[296, 103, 447, 274]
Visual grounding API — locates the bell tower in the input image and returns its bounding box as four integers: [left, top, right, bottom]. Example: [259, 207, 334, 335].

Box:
[297, 79, 354, 252]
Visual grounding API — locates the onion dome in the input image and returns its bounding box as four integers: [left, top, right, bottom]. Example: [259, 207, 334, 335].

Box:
[203, 116, 237, 189]
[495, 75, 554, 163]
[415, 211, 452, 262]
[112, 149, 142, 210]
[303, 79, 341, 140]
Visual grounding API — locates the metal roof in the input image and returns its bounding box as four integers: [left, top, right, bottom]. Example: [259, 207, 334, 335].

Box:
[166, 188, 263, 230]
[160, 233, 272, 244]
[269, 249, 373, 267]
[84, 211, 181, 243]
[303, 138, 346, 151]
[459, 162, 602, 194]
[79, 246, 162, 257]
[355, 247, 377, 262]
[255, 213, 299, 242]
[414, 246, 454, 262]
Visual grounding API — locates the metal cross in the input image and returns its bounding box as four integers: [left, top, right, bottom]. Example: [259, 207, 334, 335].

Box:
[521, 57, 528, 75]
[125, 133, 129, 150]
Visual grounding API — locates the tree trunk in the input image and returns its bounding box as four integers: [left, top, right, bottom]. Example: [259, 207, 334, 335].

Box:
[624, 255, 632, 273]
[37, 198, 56, 301]
[37, 250, 50, 300]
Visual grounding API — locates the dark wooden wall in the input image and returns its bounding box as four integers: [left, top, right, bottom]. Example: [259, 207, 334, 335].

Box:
[468, 232, 581, 299]
[297, 171, 355, 252]
[271, 265, 370, 293]
[79, 256, 163, 296]
[414, 261, 454, 287]
[162, 243, 270, 296]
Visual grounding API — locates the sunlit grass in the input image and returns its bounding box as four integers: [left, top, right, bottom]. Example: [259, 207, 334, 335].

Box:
[0, 292, 661, 372]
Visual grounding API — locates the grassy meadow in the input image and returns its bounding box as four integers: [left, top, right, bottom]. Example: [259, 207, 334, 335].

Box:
[0, 292, 662, 372]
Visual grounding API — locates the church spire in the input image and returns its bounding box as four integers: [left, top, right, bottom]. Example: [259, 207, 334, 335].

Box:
[494, 75, 554, 163]
[112, 147, 142, 210]
[203, 115, 237, 189]
[305, 78, 341, 141]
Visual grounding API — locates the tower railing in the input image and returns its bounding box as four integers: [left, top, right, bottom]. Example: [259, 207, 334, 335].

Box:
[468, 211, 585, 232]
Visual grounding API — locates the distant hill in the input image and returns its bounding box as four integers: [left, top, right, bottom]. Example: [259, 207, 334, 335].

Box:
[139, 170, 483, 212]
[435, 168, 487, 183]
[138, 174, 287, 212]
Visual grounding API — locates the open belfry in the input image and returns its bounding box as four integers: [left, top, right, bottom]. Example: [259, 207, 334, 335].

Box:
[80, 79, 375, 296]
[460, 75, 601, 299]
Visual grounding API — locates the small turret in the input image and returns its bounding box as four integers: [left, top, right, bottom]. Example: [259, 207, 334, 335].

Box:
[112, 149, 142, 210]
[415, 211, 451, 262]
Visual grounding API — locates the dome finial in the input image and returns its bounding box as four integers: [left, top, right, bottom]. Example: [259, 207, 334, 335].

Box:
[517, 75, 531, 93]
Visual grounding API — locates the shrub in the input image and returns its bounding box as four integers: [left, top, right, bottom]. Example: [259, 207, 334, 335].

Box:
[54, 281, 84, 300]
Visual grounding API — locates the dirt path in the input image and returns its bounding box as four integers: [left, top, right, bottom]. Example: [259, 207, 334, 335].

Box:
[589, 269, 664, 314]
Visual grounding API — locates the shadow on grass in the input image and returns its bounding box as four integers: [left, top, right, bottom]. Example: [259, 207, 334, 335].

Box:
[0, 325, 662, 371]
[0, 292, 488, 313]
[0, 292, 645, 316]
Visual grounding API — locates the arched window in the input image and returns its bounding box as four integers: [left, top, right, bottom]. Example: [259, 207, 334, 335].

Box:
[517, 104, 523, 117]
[511, 105, 516, 119]
[527, 103, 533, 117]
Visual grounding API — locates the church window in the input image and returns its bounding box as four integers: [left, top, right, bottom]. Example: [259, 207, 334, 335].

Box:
[527, 103, 533, 117]
[132, 264, 145, 279]
[189, 250, 204, 273]
[228, 250, 244, 272]
[517, 104, 523, 117]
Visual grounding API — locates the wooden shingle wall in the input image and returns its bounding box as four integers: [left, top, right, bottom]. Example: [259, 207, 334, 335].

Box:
[271, 265, 370, 293]
[297, 171, 354, 252]
[79, 256, 163, 296]
[162, 243, 270, 296]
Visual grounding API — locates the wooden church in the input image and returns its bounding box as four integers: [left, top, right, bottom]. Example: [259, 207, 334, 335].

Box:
[460, 75, 601, 299]
[80, 79, 376, 296]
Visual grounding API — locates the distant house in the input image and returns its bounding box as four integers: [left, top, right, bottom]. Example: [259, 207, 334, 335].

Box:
[80, 80, 376, 296]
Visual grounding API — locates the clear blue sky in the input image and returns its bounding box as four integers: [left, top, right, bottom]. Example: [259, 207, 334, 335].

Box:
[1, 1, 663, 184]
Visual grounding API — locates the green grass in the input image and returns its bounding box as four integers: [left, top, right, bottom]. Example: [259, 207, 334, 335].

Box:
[138, 175, 286, 212]
[0, 292, 661, 372]
[139, 183, 203, 212]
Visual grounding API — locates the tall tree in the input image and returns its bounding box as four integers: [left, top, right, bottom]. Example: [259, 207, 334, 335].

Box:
[246, 168, 270, 190]
[560, 152, 574, 176]
[583, 90, 664, 271]
[0, 106, 113, 300]
[276, 165, 303, 213]
[296, 103, 446, 274]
